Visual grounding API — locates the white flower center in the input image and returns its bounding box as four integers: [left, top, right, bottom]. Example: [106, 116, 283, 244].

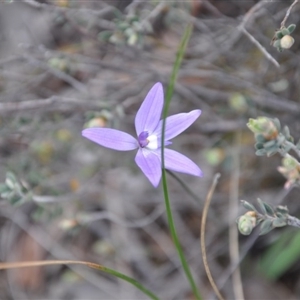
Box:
[145, 134, 158, 150]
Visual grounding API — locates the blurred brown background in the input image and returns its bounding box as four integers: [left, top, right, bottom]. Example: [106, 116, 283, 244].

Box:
[0, 1, 300, 299]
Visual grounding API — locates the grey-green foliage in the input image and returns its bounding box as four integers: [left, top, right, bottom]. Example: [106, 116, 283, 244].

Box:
[252, 119, 294, 157]
[272, 24, 296, 52]
[238, 199, 289, 236]
[98, 15, 152, 47]
[0, 172, 32, 206]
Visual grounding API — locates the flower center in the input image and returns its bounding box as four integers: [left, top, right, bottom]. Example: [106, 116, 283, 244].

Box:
[138, 131, 158, 150]
[138, 131, 149, 148]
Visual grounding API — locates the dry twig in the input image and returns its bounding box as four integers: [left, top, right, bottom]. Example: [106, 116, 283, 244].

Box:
[281, 0, 299, 28]
[237, 1, 280, 68]
[0, 96, 104, 114]
[200, 173, 224, 300]
[229, 132, 244, 300]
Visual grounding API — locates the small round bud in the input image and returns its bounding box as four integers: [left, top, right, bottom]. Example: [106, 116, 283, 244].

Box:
[247, 117, 279, 139]
[282, 154, 300, 169]
[245, 211, 257, 218]
[86, 117, 107, 128]
[128, 33, 138, 46]
[59, 219, 78, 230]
[238, 213, 257, 235]
[280, 35, 295, 49]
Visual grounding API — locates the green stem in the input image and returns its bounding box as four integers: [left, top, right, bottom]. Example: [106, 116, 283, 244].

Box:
[0, 260, 160, 300]
[93, 264, 160, 300]
[161, 23, 202, 300]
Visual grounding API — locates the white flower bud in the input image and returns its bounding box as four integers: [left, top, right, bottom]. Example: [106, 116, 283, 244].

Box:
[280, 35, 295, 49]
[238, 214, 256, 235]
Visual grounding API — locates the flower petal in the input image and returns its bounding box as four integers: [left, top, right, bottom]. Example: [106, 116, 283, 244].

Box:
[135, 82, 164, 135]
[163, 148, 203, 177]
[154, 109, 201, 141]
[135, 148, 162, 187]
[82, 128, 138, 151]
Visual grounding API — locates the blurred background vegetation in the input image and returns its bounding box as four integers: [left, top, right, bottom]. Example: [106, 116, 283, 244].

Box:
[0, 0, 300, 299]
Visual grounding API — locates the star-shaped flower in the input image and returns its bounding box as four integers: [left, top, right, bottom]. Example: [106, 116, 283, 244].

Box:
[82, 82, 203, 187]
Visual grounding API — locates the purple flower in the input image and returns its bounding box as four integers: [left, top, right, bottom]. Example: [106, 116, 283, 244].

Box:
[82, 82, 203, 187]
